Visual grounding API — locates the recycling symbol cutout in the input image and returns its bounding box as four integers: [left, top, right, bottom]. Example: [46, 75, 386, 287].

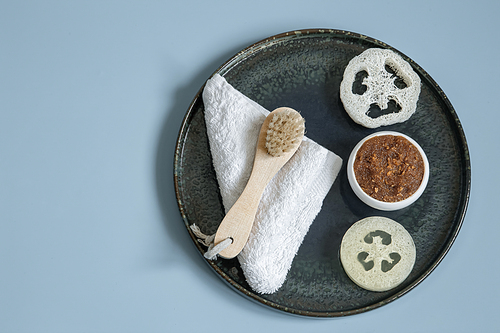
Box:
[340, 217, 416, 292]
[357, 230, 402, 273]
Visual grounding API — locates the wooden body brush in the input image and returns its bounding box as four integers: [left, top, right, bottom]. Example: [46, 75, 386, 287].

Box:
[214, 107, 305, 259]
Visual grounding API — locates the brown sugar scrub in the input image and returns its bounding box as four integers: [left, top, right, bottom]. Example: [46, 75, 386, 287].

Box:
[353, 134, 424, 202]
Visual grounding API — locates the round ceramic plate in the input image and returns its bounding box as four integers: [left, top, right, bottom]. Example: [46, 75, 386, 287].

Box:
[173, 29, 470, 317]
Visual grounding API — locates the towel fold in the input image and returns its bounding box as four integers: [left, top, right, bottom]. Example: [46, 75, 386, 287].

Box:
[202, 74, 342, 294]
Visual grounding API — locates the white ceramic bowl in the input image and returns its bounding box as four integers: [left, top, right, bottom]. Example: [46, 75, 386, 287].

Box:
[347, 131, 429, 211]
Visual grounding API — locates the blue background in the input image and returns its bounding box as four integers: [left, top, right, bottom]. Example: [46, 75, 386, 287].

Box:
[1, 1, 498, 332]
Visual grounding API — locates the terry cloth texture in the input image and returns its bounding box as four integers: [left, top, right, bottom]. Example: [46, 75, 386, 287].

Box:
[202, 74, 342, 294]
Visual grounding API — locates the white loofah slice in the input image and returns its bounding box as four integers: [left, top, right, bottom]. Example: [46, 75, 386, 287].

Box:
[340, 48, 421, 128]
[340, 216, 416, 292]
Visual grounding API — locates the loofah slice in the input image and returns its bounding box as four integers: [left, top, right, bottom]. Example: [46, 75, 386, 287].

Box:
[340, 48, 421, 128]
[340, 216, 416, 292]
[265, 108, 305, 157]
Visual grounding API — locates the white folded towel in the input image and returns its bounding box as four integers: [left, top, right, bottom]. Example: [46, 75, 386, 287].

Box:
[198, 74, 342, 294]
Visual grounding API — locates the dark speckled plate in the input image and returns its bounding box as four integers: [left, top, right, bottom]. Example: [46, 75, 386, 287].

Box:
[173, 29, 470, 317]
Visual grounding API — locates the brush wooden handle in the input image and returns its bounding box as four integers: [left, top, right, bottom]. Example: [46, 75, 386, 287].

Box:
[214, 108, 303, 259]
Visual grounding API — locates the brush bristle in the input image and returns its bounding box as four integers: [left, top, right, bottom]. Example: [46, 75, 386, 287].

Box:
[265, 109, 305, 157]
